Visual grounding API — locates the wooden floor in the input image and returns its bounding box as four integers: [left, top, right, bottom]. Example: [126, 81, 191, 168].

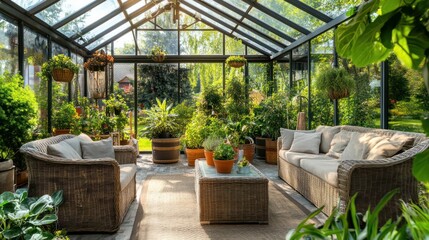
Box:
[69, 154, 326, 240]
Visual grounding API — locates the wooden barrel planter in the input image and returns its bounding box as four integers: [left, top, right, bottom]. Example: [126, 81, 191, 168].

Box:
[53, 129, 71, 136]
[152, 138, 180, 163]
[265, 139, 277, 165]
[240, 137, 255, 163]
[255, 137, 267, 159]
[185, 148, 205, 166]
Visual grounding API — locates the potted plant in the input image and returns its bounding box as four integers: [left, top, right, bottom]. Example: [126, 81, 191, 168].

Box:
[183, 112, 207, 166]
[226, 55, 247, 68]
[150, 46, 167, 62]
[104, 94, 130, 142]
[140, 98, 181, 163]
[40, 54, 79, 83]
[197, 86, 224, 116]
[315, 67, 354, 100]
[226, 118, 255, 163]
[213, 143, 236, 173]
[237, 157, 250, 174]
[0, 73, 38, 192]
[202, 135, 224, 167]
[52, 102, 78, 135]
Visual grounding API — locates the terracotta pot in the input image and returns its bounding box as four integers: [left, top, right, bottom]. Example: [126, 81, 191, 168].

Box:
[213, 159, 234, 173]
[16, 170, 28, 187]
[152, 138, 180, 163]
[75, 106, 83, 116]
[185, 148, 205, 166]
[53, 129, 71, 136]
[204, 150, 215, 166]
[0, 160, 15, 192]
[241, 143, 255, 163]
[265, 139, 278, 165]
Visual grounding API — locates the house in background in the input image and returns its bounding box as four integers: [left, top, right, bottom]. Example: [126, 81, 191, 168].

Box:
[118, 76, 133, 93]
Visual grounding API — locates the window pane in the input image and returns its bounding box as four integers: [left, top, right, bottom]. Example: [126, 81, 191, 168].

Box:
[180, 31, 222, 55]
[0, 16, 19, 74]
[114, 31, 135, 55]
[225, 36, 245, 55]
[11, 0, 44, 10]
[137, 31, 178, 55]
[36, 0, 97, 26]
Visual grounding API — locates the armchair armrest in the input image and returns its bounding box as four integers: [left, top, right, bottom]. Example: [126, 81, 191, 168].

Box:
[277, 137, 282, 153]
[114, 145, 137, 164]
[337, 140, 429, 221]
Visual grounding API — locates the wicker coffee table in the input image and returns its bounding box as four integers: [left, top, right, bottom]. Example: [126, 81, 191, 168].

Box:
[195, 159, 269, 224]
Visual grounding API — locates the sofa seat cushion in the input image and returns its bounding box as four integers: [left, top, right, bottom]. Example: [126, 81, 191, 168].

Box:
[119, 164, 137, 191]
[284, 151, 334, 167]
[301, 159, 341, 187]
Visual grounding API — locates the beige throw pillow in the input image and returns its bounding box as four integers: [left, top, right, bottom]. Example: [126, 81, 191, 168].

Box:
[340, 132, 367, 160]
[280, 128, 315, 150]
[289, 131, 322, 154]
[47, 141, 82, 159]
[326, 130, 353, 158]
[81, 138, 115, 159]
[316, 126, 341, 153]
[367, 138, 405, 160]
[390, 133, 415, 150]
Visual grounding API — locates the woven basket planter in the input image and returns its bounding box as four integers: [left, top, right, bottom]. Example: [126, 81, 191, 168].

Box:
[228, 61, 245, 68]
[152, 54, 166, 62]
[328, 89, 350, 100]
[52, 68, 74, 82]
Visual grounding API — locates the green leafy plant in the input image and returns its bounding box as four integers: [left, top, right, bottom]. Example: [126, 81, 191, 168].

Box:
[224, 76, 249, 121]
[315, 67, 355, 99]
[150, 46, 167, 62]
[202, 136, 224, 151]
[52, 102, 78, 130]
[197, 86, 224, 116]
[40, 54, 79, 78]
[0, 72, 38, 162]
[213, 143, 235, 160]
[237, 157, 249, 167]
[103, 94, 129, 138]
[140, 98, 180, 138]
[182, 112, 208, 149]
[286, 190, 405, 239]
[0, 189, 66, 239]
[335, 0, 429, 78]
[171, 100, 196, 136]
[256, 93, 288, 140]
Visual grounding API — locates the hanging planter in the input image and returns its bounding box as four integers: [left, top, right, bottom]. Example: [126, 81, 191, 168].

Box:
[40, 54, 78, 83]
[150, 46, 167, 63]
[226, 55, 247, 68]
[84, 50, 114, 99]
[315, 68, 354, 100]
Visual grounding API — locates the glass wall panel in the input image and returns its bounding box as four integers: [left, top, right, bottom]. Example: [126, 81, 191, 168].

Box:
[137, 30, 178, 55]
[248, 63, 268, 98]
[114, 31, 135, 55]
[0, 16, 18, 74]
[388, 57, 428, 133]
[247, 46, 263, 55]
[155, 12, 178, 29]
[274, 62, 290, 93]
[184, 63, 223, 95]
[51, 41, 69, 121]
[180, 31, 222, 55]
[225, 36, 245, 55]
[291, 43, 309, 129]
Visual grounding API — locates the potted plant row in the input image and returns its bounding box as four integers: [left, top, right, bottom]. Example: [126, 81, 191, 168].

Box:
[202, 136, 224, 166]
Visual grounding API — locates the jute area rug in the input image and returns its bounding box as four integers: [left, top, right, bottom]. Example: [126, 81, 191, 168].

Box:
[131, 174, 316, 240]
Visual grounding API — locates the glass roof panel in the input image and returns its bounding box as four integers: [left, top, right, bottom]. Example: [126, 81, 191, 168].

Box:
[241, 18, 290, 45]
[36, 0, 97, 26]
[11, 0, 44, 10]
[58, 0, 119, 37]
[185, 0, 236, 26]
[232, 32, 271, 54]
[224, 0, 248, 11]
[87, 22, 131, 50]
[249, 8, 303, 39]
[131, 4, 160, 25]
[257, 0, 324, 31]
[126, 0, 148, 15]
[78, 14, 125, 45]
[179, 12, 212, 30]
[203, 1, 242, 20]
[156, 12, 178, 29]
[236, 26, 282, 51]
[300, 0, 351, 19]
[181, 5, 233, 33]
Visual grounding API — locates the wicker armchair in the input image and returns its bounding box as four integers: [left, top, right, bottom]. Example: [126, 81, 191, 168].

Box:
[20, 134, 138, 233]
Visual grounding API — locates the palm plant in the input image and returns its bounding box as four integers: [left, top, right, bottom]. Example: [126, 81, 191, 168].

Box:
[140, 98, 180, 138]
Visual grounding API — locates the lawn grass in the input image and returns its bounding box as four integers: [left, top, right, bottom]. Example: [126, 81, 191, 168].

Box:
[138, 137, 152, 151]
[389, 118, 423, 133]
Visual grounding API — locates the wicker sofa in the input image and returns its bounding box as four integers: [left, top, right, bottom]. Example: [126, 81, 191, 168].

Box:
[277, 125, 429, 220]
[20, 134, 138, 233]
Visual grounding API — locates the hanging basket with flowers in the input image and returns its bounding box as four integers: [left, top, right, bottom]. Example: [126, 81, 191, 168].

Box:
[226, 55, 247, 68]
[40, 54, 79, 83]
[84, 50, 114, 71]
[150, 46, 167, 62]
[84, 50, 114, 99]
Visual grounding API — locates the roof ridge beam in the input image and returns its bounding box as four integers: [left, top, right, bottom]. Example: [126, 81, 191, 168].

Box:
[283, 0, 332, 22]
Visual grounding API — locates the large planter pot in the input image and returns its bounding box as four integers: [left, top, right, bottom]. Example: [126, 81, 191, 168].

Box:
[16, 170, 28, 187]
[265, 139, 277, 165]
[53, 129, 71, 136]
[213, 159, 234, 173]
[185, 148, 205, 167]
[152, 138, 180, 164]
[204, 150, 215, 166]
[0, 160, 15, 193]
[255, 137, 268, 159]
[240, 140, 255, 163]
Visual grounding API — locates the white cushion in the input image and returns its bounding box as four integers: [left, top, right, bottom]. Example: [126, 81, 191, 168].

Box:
[301, 159, 341, 187]
[81, 138, 115, 159]
[47, 141, 82, 159]
[280, 128, 315, 150]
[285, 151, 334, 167]
[290, 132, 322, 154]
[120, 164, 137, 191]
[63, 133, 93, 156]
[326, 130, 353, 158]
[316, 126, 341, 153]
[367, 138, 405, 160]
[340, 132, 368, 160]
[390, 133, 415, 150]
